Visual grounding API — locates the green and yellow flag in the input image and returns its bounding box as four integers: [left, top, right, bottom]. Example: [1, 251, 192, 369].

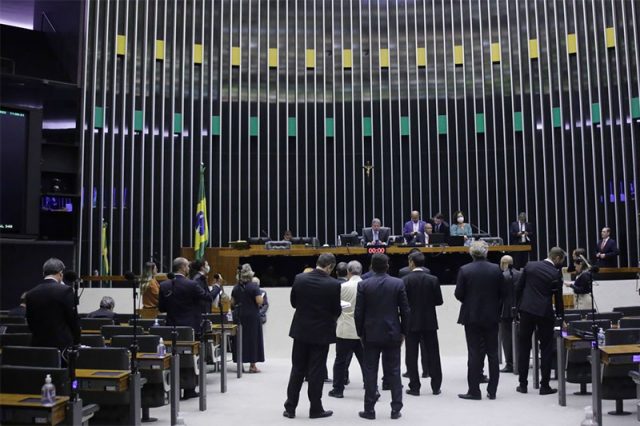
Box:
[194, 165, 209, 260]
[101, 220, 110, 275]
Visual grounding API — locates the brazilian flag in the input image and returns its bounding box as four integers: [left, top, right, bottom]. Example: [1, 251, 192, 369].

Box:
[194, 165, 209, 260]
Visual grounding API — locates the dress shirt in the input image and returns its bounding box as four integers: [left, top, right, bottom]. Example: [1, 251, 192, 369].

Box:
[336, 275, 362, 339]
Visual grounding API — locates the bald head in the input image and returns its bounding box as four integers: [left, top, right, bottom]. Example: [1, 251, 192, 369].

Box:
[500, 255, 514, 271]
[410, 211, 420, 222]
[172, 257, 190, 274]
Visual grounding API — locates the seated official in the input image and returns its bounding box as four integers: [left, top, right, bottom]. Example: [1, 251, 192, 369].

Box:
[141, 261, 160, 308]
[403, 210, 428, 243]
[7, 292, 27, 317]
[362, 218, 390, 245]
[432, 213, 449, 235]
[283, 230, 293, 241]
[595, 227, 619, 267]
[450, 211, 473, 242]
[87, 296, 117, 319]
[416, 223, 433, 245]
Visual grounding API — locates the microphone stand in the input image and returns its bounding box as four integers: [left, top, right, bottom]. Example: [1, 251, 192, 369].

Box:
[124, 272, 142, 426]
[67, 274, 84, 425]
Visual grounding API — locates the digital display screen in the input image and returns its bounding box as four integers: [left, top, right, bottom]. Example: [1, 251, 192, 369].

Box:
[0, 108, 28, 233]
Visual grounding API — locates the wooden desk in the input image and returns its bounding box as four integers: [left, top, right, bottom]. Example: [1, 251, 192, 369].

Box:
[0, 393, 69, 425]
[137, 353, 171, 370]
[591, 345, 640, 425]
[164, 341, 200, 356]
[208, 323, 242, 393]
[557, 334, 594, 406]
[75, 369, 130, 392]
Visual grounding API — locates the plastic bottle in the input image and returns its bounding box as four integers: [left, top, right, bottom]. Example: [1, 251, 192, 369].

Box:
[154, 318, 159, 326]
[580, 406, 598, 426]
[41, 374, 56, 405]
[337, 235, 342, 247]
[597, 328, 605, 347]
[157, 337, 166, 356]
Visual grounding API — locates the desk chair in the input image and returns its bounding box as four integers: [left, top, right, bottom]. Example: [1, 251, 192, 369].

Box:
[613, 306, 640, 317]
[101, 325, 144, 339]
[80, 334, 106, 347]
[80, 317, 114, 331]
[2, 346, 60, 368]
[0, 333, 32, 347]
[2, 324, 30, 334]
[565, 309, 593, 318]
[601, 328, 640, 415]
[586, 312, 624, 326]
[129, 319, 165, 331]
[149, 326, 199, 392]
[620, 318, 640, 329]
[0, 317, 27, 324]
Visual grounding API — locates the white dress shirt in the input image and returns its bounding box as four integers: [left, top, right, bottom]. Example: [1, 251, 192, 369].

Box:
[336, 275, 362, 340]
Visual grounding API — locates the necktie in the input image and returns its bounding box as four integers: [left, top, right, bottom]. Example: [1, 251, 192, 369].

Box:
[601, 239, 606, 251]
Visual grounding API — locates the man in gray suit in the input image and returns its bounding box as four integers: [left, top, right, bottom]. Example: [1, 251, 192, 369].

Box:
[355, 253, 410, 420]
[362, 218, 390, 245]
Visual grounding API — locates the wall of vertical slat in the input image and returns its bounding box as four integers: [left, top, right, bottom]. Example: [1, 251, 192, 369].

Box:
[80, 0, 639, 275]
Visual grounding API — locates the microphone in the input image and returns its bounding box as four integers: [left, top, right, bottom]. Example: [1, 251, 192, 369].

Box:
[63, 270, 79, 285]
[261, 229, 270, 239]
[579, 255, 600, 273]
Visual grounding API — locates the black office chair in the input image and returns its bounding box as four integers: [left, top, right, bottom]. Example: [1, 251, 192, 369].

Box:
[0, 365, 70, 395]
[110, 335, 168, 410]
[613, 306, 640, 317]
[567, 319, 612, 336]
[149, 326, 198, 391]
[0, 316, 27, 324]
[101, 325, 144, 339]
[0, 333, 32, 347]
[2, 324, 31, 334]
[2, 346, 60, 368]
[156, 313, 167, 320]
[148, 326, 194, 342]
[586, 312, 624, 326]
[80, 334, 106, 347]
[129, 318, 166, 331]
[76, 347, 132, 424]
[115, 313, 135, 324]
[619, 318, 640, 329]
[563, 313, 582, 323]
[601, 328, 640, 415]
[565, 309, 593, 318]
[80, 317, 114, 330]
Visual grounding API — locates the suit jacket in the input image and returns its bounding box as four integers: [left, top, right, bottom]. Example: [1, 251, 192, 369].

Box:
[570, 271, 592, 295]
[288, 269, 342, 345]
[403, 220, 427, 243]
[26, 279, 80, 351]
[7, 305, 26, 318]
[515, 260, 564, 319]
[432, 222, 449, 235]
[192, 272, 221, 313]
[510, 221, 534, 244]
[500, 268, 521, 319]
[398, 265, 431, 278]
[87, 308, 116, 319]
[159, 274, 212, 334]
[595, 238, 619, 267]
[402, 269, 443, 331]
[354, 272, 410, 344]
[454, 259, 504, 325]
[362, 227, 391, 244]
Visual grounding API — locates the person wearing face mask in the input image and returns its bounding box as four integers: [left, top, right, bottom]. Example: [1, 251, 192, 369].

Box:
[563, 248, 593, 310]
[514, 247, 565, 396]
[189, 258, 221, 313]
[450, 211, 473, 242]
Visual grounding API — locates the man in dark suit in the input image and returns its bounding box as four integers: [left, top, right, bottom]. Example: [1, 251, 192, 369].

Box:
[499, 255, 521, 373]
[362, 218, 391, 245]
[510, 212, 535, 269]
[159, 257, 213, 399]
[432, 212, 449, 235]
[284, 253, 341, 419]
[403, 210, 427, 244]
[26, 258, 80, 354]
[398, 248, 431, 278]
[402, 252, 443, 396]
[189, 258, 220, 314]
[87, 296, 117, 319]
[355, 253, 410, 420]
[515, 247, 565, 395]
[595, 227, 619, 267]
[455, 241, 504, 400]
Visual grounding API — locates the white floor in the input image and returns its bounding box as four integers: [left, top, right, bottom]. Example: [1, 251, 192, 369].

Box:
[148, 355, 637, 426]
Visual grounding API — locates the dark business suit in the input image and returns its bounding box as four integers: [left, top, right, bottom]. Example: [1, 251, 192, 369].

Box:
[403, 268, 443, 393]
[26, 279, 80, 352]
[355, 272, 410, 413]
[158, 274, 212, 335]
[500, 268, 521, 370]
[285, 269, 341, 415]
[403, 220, 427, 243]
[455, 259, 504, 397]
[7, 305, 26, 317]
[432, 222, 449, 235]
[87, 308, 116, 319]
[515, 260, 563, 387]
[510, 221, 535, 269]
[192, 272, 221, 314]
[398, 265, 431, 278]
[595, 238, 619, 267]
[362, 227, 391, 245]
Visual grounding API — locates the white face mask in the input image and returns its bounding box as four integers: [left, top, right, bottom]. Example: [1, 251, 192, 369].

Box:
[204, 265, 211, 274]
[457, 217, 464, 223]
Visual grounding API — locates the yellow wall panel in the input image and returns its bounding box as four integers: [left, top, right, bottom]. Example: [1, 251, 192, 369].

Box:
[306, 49, 315, 68]
[416, 47, 426, 67]
[605, 27, 616, 48]
[231, 46, 241, 66]
[491, 43, 501, 63]
[193, 44, 203, 64]
[453, 45, 463, 65]
[567, 33, 577, 54]
[343, 49, 352, 69]
[116, 35, 126, 56]
[379, 48, 389, 68]
[268, 48, 278, 68]
[529, 38, 539, 59]
[155, 40, 165, 60]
